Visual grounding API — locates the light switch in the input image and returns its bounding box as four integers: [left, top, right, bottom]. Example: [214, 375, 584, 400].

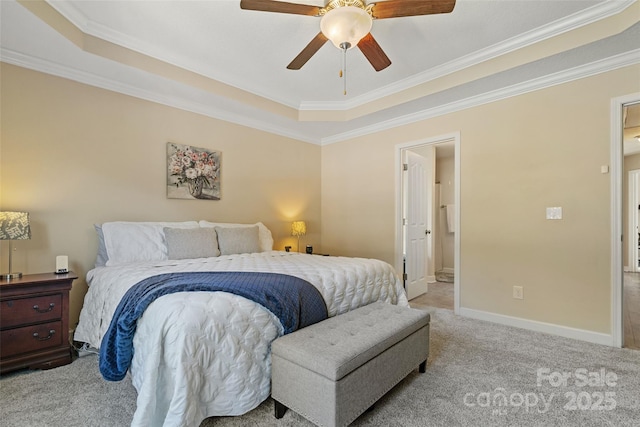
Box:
[546, 207, 562, 220]
[601, 165, 609, 174]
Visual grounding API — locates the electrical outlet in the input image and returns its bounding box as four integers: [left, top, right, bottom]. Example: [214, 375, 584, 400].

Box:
[513, 286, 524, 299]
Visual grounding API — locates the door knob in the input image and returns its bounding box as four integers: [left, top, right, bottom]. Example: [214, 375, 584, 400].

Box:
[425, 230, 431, 235]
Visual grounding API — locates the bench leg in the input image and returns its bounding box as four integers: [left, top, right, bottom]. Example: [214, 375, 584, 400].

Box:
[274, 400, 288, 419]
[419, 359, 427, 373]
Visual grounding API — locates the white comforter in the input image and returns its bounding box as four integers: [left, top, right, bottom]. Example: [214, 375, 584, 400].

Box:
[75, 251, 408, 427]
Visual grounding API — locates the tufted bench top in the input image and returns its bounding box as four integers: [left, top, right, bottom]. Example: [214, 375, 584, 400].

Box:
[271, 301, 430, 382]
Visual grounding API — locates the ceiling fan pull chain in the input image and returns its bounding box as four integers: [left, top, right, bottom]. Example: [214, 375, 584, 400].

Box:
[340, 42, 350, 96]
[343, 47, 347, 96]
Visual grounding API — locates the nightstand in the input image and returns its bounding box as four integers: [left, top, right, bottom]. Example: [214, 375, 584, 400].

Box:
[0, 272, 77, 374]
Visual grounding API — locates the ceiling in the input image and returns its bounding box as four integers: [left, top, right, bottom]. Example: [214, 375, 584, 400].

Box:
[1, 0, 639, 145]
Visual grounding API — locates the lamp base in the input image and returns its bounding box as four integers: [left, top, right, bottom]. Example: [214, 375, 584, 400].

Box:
[0, 272, 22, 280]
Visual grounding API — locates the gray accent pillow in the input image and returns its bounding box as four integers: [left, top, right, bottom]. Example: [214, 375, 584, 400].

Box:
[164, 227, 220, 260]
[215, 225, 260, 255]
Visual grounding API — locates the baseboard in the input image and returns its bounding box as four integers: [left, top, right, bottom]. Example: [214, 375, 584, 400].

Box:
[458, 307, 613, 347]
[441, 267, 454, 274]
[427, 275, 436, 283]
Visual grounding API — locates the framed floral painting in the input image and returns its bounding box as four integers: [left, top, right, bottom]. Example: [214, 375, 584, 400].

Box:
[167, 142, 221, 200]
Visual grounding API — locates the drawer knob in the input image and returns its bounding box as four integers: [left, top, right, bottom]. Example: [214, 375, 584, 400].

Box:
[32, 330, 56, 341]
[32, 303, 55, 313]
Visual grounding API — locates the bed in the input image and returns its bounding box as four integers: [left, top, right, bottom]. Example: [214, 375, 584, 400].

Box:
[74, 220, 409, 427]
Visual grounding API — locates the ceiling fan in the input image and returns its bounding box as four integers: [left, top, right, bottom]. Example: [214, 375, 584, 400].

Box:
[240, 0, 456, 72]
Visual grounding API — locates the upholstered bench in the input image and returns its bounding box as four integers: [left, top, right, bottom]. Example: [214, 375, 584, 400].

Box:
[271, 301, 430, 427]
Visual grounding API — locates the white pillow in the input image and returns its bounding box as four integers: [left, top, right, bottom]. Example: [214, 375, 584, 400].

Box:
[215, 226, 260, 255]
[199, 221, 273, 252]
[102, 221, 199, 266]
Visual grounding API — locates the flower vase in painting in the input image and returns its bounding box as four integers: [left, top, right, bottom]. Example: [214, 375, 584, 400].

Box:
[167, 143, 221, 200]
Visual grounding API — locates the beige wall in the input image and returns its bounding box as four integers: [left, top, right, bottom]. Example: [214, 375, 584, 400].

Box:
[3, 61, 640, 340]
[0, 64, 321, 327]
[322, 65, 640, 335]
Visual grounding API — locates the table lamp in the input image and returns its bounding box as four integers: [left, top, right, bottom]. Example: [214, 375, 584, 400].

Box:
[291, 221, 307, 253]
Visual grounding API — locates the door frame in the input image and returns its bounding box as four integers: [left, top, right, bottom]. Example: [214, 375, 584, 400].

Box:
[395, 132, 461, 313]
[611, 92, 640, 348]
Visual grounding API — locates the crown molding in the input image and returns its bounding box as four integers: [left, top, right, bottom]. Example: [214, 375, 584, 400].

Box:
[47, 0, 635, 113]
[0, 48, 320, 145]
[3, 47, 638, 147]
[319, 49, 640, 145]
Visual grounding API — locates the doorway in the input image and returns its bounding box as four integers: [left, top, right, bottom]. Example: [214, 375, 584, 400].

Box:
[403, 149, 434, 300]
[620, 101, 640, 350]
[611, 93, 640, 349]
[395, 133, 460, 313]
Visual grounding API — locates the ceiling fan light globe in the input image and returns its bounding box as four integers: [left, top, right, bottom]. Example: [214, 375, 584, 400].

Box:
[320, 6, 372, 50]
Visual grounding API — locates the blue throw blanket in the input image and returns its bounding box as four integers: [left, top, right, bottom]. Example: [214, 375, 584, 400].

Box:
[99, 271, 328, 381]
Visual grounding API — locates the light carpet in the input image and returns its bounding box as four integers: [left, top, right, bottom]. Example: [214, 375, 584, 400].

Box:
[1, 307, 639, 426]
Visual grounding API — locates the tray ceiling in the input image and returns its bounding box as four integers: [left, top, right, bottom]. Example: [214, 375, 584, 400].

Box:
[1, 0, 639, 144]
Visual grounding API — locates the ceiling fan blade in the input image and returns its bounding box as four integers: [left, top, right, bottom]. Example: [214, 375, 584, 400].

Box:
[370, 0, 456, 19]
[240, 0, 320, 16]
[358, 33, 391, 72]
[287, 32, 328, 70]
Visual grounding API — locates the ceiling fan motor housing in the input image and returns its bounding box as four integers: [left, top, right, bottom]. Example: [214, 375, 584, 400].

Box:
[320, 0, 373, 49]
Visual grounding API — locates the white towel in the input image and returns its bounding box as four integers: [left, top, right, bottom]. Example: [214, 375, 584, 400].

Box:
[446, 205, 455, 233]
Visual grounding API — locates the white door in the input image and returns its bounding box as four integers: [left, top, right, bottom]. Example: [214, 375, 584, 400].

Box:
[405, 149, 435, 299]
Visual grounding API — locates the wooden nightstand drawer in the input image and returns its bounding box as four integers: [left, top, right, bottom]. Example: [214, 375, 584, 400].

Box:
[1, 294, 62, 328]
[1, 321, 64, 358]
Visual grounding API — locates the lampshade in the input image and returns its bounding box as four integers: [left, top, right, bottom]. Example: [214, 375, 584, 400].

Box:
[0, 211, 31, 280]
[291, 221, 307, 237]
[320, 5, 372, 49]
[0, 212, 31, 241]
